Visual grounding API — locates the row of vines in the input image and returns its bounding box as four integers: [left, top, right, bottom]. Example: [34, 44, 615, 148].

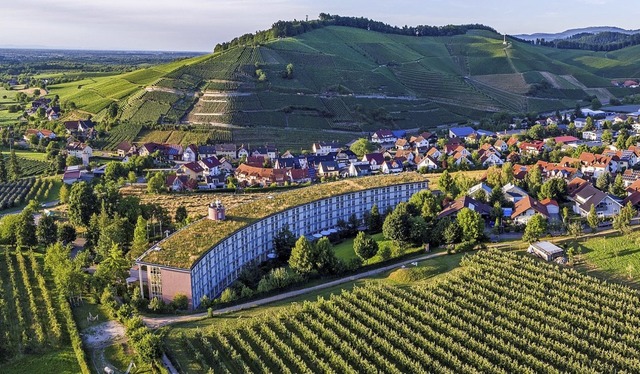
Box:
[177, 250, 640, 373]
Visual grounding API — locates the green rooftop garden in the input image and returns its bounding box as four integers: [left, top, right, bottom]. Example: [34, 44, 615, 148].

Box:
[141, 173, 429, 269]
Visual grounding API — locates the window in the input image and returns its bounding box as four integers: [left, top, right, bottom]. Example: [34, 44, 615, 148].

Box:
[149, 266, 162, 299]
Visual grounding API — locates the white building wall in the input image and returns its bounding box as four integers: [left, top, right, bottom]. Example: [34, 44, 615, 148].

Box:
[190, 181, 428, 307]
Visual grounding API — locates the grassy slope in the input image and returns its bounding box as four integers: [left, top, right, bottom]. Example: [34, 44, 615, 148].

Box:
[575, 233, 640, 287]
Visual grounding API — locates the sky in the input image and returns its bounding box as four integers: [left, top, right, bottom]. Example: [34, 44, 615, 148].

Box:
[0, 0, 636, 52]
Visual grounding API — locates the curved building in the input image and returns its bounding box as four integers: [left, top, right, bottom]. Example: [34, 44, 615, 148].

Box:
[136, 175, 428, 309]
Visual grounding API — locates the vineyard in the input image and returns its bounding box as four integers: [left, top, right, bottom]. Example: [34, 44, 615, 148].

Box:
[0, 178, 34, 211]
[173, 250, 640, 373]
[1, 155, 49, 178]
[97, 122, 144, 150]
[0, 248, 83, 372]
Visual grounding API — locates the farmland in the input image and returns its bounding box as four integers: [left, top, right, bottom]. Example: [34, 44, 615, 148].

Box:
[575, 233, 640, 286]
[170, 249, 640, 373]
[0, 248, 84, 372]
[1, 154, 49, 178]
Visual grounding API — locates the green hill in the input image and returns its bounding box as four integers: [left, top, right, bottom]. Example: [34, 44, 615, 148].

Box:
[47, 23, 640, 149]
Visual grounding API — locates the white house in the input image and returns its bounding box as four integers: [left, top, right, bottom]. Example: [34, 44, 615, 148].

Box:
[582, 131, 601, 141]
[417, 156, 439, 171]
[381, 160, 403, 174]
[183, 145, 198, 163]
[312, 142, 342, 155]
[570, 183, 622, 218]
[362, 153, 385, 171]
[198, 157, 221, 176]
[66, 142, 92, 166]
[502, 183, 529, 203]
[511, 196, 549, 225]
[371, 130, 396, 144]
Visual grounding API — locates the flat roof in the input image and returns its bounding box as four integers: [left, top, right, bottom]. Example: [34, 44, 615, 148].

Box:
[140, 173, 429, 269]
[530, 241, 563, 255]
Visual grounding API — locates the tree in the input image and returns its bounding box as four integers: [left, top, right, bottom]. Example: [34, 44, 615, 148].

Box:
[353, 231, 378, 261]
[525, 166, 542, 196]
[613, 201, 635, 234]
[66, 155, 82, 167]
[130, 216, 148, 259]
[538, 178, 567, 201]
[95, 243, 130, 287]
[595, 172, 610, 191]
[284, 63, 294, 79]
[438, 170, 455, 197]
[457, 208, 485, 242]
[289, 236, 315, 275]
[96, 215, 132, 261]
[0, 150, 6, 182]
[147, 173, 165, 194]
[522, 214, 547, 243]
[175, 206, 188, 224]
[44, 243, 87, 297]
[273, 225, 296, 261]
[58, 223, 77, 244]
[68, 181, 97, 226]
[8, 149, 21, 181]
[442, 220, 461, 246]
[601, 130, 613, 144]
[609, 174, 626, 198]
[314, 237, 339, 275]
[583, 116, 595, 131]
[409, 215, 429, 245]
[349, 138, 376, 157]
[104, 161, 128, 182]
[591, 98, 602, 110]
[527, 124, 545, 140]
[36, 214, 58, 246]
[368, 204, 383, 232]
[16, 205, 37, 249]
[567, 221, 583, 239]
[587, 204, 599, 232]
[106, 102, 119, 119]
[382, 202, 411, 246]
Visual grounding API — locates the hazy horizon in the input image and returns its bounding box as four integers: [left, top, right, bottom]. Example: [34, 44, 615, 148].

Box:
[1, 0, 636, 52]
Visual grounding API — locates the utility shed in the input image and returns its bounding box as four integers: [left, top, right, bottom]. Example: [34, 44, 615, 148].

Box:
[528, 241, 564, 262]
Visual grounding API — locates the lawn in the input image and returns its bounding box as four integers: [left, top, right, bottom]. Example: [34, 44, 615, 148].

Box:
[71, 299, 112, 332]
[104, 342, 155, 373]
[0, 147, 48, 161]
[332, 232, 427, 265]
[0, 348, 80, 374]
[574, 233, 640, 286]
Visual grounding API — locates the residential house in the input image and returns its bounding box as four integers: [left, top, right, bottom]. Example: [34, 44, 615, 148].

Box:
[493, 139, 508, 153]
[425, 147, 442, 160]
[166, 175, 197, 192]
[23, 128, 56, 141]
[553, 136, 580, 146]
[198, 156, 222, 176]
[511, 196, 549, 224]
[451, 151, 472, 166]
[252, 145, 279, 160]
[519, 141, 545, 156]
[381, 160, 403, 174]
[502, 183, 529, 203]
[578, 152, 616, 178]
[467, 183, 493, 200]
[348, 162, 372, 177]
[416, 156, 440, 171]
[371, 129, 396, 144]
[336, 149, 358, 164]
[573, 118, 588, 128]
[535, 161, 579, 181]
[287, 168, 311, 184]
[214, 144, 238, 160]
[317, 161, 340, 178]
[480, 151, 504, 167]
[183, 144, 198, 162]
[569, 182, 622, 218]
[582, 130, 601, 141]
[273, 157, 302, 169]
[449, 126, 475, 139]
[65, 142, 92, 166]
[235, 164, 287, 187]
[63, 119, 95, 139]
[437, 196, 491, 219]
[198, 145, 217, 160]
[236, 145, 250, 160]
[395, 138, 410, 150]
[362, 153, 385, 171]
[181, 162, 205, 180]
[409, 135, 430, 149]
[394, 149, 416, 163]
[246, 156, 266, 168]
[116, 142, 137, 158]
[312, 142, 342, 155]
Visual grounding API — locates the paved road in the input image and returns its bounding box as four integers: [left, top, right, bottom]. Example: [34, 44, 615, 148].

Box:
[143, 251, 446, 329]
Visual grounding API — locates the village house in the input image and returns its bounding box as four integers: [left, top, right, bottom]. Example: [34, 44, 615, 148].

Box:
[312, 141, 342, 155]
[183, 144, 198, 163]
[65, 142, 92, 166]
[166, 175, 197, 192]
[371, 129, 396, 144]
[180, 162, 205, 181]
[235, 164, 287, 187]
[64, 119, 95, 140]
[493, 139, 508, 153]
[519, 141, 545, 156]
[362, 153, 385, 171]
[437, 196, 491, 219]
[236, 145, 250, 160]
[582, 130, 601, 141]
[252, 145, 279, 160]
[317, 161, 340, 178]
[116, 142, 137, 158]
[569, 182, 622, 218]
[381, 159, 403, 174]
[448, 126, 475, 139]
[348, 162, 372, 177]
[511, 196, 550, 225]
[578, 152, 616, 178]
[502, 183, 529, 203]
[416, 156, 440, 171]
[197, 145, 217, 160]
[286, 168, 311, 184]
[214, 144, 237, 160]
[395, 138, 410, 150]
[23, 128, 56, 142]
[198, 156, 222, 176]
[467, 182, 493, 200]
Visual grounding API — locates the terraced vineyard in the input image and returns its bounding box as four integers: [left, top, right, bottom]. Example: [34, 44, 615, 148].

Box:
[174, 250, 640, 373]
[0, 248, 85, 372]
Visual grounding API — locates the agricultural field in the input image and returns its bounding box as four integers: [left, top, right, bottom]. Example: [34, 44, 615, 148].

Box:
[0, 177, 61, 213]
[0, 248, 82, 372]
[1, 154, 50, 178]
[96, 123, 144, 150]
[170, 249, 640, 373]
[135, 127, 231, 147]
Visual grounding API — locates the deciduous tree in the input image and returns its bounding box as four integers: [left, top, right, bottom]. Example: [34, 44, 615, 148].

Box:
[522, 214, 547, 243]
[353, 231, 378, 261]
[36, 214, 58, 246]
[68, 181, 97, 226]
[457, 208, 485, 242]
[289, 236, 315, 275]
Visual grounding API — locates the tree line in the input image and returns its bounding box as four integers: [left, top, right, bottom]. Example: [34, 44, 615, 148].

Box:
[529, 31, 640, 52]
[214, 13, 495, 52]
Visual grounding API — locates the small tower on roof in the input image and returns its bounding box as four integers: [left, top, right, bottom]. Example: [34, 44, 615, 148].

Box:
[208, 200, 226, 221]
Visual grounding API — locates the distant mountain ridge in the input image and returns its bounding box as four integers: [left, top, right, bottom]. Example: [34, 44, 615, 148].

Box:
[515, 26, 640, 41]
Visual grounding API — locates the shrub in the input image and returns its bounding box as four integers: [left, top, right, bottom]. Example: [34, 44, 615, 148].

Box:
[171, 294, 189, 311]
[378, 244, 392, 261]
[219, 288, 237, 303]
[148, 297, 165, 312]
